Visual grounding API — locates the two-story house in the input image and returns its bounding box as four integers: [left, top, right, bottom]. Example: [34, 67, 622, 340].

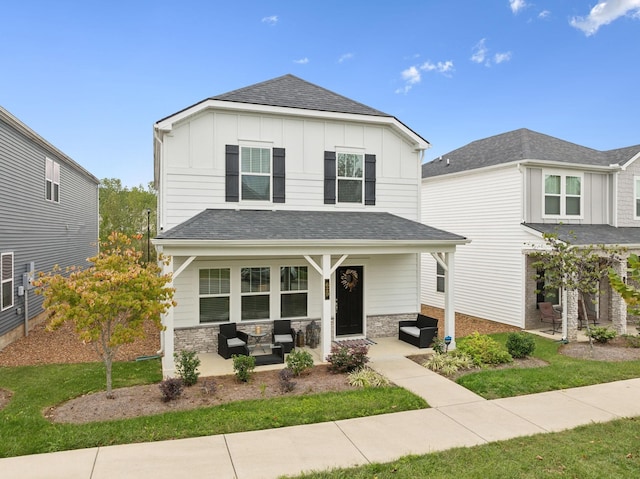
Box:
[421, 128, 640, 341]
[0, 106, 99, 349]
[152, 74, 467, 376]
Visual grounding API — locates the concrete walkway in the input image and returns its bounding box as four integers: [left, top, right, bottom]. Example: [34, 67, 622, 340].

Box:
[3, 357, 640, 479]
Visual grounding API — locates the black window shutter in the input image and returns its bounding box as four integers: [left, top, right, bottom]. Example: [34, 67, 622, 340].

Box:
[365, 154, 376, 205]
[273, 147, 286, 203]
[225, 145, 239, 202]
[324, 151, 336, 204]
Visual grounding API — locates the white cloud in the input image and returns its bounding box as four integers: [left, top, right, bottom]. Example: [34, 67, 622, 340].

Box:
[470, 38, 488, 64]
[494, 52, 513, 64]
[570, 0, 640, 36]
[338, 53, 354, 63]
[510, 0, 527, 14]
[293, 57, 309, 64]
[539, 10, 550, 19]
[395, 60, 454, 94]
[420, 60, 454, 74]
[261, 15, 278, 25]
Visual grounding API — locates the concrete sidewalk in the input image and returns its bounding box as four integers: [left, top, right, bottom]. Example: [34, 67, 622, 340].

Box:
[3, 357, 640, 479]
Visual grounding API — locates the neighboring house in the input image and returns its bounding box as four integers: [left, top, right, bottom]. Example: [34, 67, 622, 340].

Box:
[0, 106, 99, 350]
[152, 74, 467, 375]
[421, 128, 640, 340]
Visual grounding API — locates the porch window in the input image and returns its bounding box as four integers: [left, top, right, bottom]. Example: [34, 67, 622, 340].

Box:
[45, 157, 60, 203]
[544, 173, 581, 217]
[199, 268, 230, 323]
[436, 262, 445, 293]
[1, 252, 14, 311]
[280, 266, 308, 318]
[635, 177, 640, 218]
[241, 147, 271, 201]
[241, 267, 270, 320]
[536, 268, 561, 307]
[337, 153, 363, 203]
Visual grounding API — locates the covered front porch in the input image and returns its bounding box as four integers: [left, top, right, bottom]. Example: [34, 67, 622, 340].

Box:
[153, 209, 468, 377]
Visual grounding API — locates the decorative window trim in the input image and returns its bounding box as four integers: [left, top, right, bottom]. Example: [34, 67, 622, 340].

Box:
[324, 150, 376, 205]
[634, 176, 640, 220]
[542, 170, 583, 219]
[336, 152, 364, 204]
[240, 146, 272, 202]
[436, 262, 445, 293]
[45, 157, 60, 203]
[1, 252, 14, 311]
[225, 144, 285, 204]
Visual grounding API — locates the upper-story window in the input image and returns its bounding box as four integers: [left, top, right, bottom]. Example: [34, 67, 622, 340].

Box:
[635, 177, 640, 219]
[45, 157, 60, 203]
[241, 147, 271, 201]
[337, 153, 364, 203]
[544, 172, 582, 217]
[1, 252, 13, 311]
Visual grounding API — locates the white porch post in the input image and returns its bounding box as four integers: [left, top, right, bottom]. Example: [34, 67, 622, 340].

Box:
[444, 251, 456, 349]
[161, 256, 175, 377]
[321, 254, 333, 362]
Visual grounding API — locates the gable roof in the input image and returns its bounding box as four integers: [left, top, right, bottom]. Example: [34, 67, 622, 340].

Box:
[156, 209, 466, 243]
[422, 128, 640, 178]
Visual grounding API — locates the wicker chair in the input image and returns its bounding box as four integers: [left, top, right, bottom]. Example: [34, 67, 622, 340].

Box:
[217, 323, 249, 359]
[272, 319, 295, 353]
[398, 314, 439, 348]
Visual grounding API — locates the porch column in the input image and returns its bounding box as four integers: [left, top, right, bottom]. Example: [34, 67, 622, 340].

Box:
[161, 256, 176, 377]
[444, 251, 456, 349]
[610, 258, 628, 335]
[566, 289, 579, 342]
[321, 254, 333, 362]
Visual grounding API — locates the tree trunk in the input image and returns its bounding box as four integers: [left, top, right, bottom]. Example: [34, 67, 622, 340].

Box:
[105, 357, 114, 399]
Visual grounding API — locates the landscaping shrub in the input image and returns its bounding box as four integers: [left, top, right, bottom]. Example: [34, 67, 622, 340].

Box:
[506, 332, 536, 358]
[285, 349, 314, 376]
[326, 344, 369, 373]
[278, 367, 297, 392]
[423, 351, 474, 376]
[622, 334, 640, 348]
[431, 337, 446, 354]
[347, 367, 390, 388]
[457, 332, 513, 366]
[232, 354, 256, 382]
[159, 377, 183, 402]
[174, 350, 201, 386]
[587, 326, 617, 344]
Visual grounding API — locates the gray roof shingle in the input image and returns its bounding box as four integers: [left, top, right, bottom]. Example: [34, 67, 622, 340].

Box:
[524, 223, 640, 246]
[422, 128, 640, 178]
[157, 209, 466, 243]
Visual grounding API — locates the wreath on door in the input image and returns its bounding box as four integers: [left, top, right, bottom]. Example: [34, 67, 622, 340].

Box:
[340, 269, 359, 292]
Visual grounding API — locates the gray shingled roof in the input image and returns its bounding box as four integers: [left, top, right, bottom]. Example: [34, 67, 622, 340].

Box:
[524, 223, 640, 246]
[157, 209, 466, 242]
[211, 74, 390, 117]
[422, 128, 640, 178]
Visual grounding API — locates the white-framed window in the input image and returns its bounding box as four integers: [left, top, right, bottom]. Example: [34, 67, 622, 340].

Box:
[199, 268, 230, 323]
[280, 266, 308, 318]
[436, 262, 445, 293]
[45, 157, 60, 203]
[544, 172, 582, 217]
[337, 152, 364, 203]
[635, 177, 640, 219]
[1, 252, 14, 311]
[241, 147, 271, 201]
[241, 267, 270, 320]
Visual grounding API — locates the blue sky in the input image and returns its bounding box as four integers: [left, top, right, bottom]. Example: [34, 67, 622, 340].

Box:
[2, 0, 639, 187]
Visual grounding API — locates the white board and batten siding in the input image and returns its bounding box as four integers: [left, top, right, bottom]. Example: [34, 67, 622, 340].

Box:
[617, 159, 640, 227]
[159, 110, 422, 231]
[421, 165, 534, 328]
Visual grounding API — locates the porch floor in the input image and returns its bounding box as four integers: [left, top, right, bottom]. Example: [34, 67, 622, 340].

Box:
[528, 319, 638, 341]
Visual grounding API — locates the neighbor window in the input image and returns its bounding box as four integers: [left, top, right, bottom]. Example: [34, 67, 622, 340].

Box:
[337, 152, 363, 203]
[544, 173, 581, 216]
[436, 262, 445, 293]
[1, 252, 13, 311]
[281, 266, 308, 318]
[635, 177, 640, 218]
[536, 268, 561, 307]
[199, 268, 230, 323]
[45, 157, 60, 203]
[241, 147, 271, 201]
[241, 267, 270, 320]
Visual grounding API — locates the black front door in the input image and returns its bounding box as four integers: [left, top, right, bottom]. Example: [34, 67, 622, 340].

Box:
[335, 266, 363, 336]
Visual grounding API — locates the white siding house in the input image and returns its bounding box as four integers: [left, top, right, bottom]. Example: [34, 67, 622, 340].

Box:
[153, 75, 467, 375]
[421, 128, 640, 340]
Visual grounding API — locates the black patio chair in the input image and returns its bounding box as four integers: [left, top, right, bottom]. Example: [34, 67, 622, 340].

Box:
[217, 323, 249, 359]
[272, 319, 295, 353]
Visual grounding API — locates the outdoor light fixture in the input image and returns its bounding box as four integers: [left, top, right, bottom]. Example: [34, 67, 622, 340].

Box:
[444, 336, 452, 353]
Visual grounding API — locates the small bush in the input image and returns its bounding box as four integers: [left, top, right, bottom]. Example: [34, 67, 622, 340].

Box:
[326, 344, 369, 373]
[347, 367, 390, 388]
[174, 350, 201, 387]
[587, 327, 617, 344]
[232, 354, 256, 382]
[278, 367, 297, 392]
[622, 334, 640, 348]
[457, 332, 513, 366]
[506, 332, 536, 359]
[159, 377, 183, 402]
[285, 349, 314, 376]
[423, 351, 475, 376]
[431, 337, 446, 354]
